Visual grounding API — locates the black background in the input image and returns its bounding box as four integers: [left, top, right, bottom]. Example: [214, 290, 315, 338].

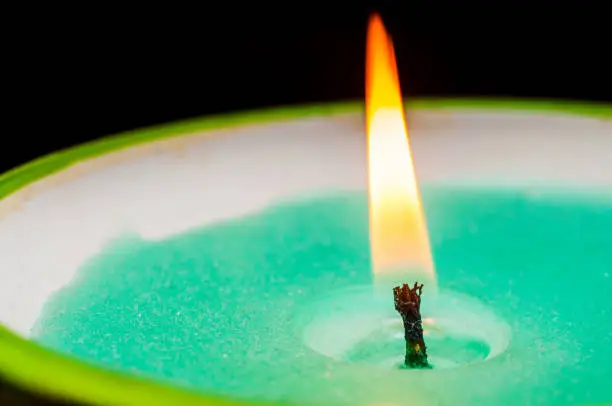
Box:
[2, 1, 611, 405]
[6, 2, 612, 175]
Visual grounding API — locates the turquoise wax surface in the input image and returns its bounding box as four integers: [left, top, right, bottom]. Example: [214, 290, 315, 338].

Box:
[32, 187, 612, 406]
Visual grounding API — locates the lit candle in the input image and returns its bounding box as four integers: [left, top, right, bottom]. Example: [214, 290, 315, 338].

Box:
[0, 14, 610, 406]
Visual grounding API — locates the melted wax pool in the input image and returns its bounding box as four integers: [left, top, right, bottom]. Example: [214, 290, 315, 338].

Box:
[32, 187, 612, 406]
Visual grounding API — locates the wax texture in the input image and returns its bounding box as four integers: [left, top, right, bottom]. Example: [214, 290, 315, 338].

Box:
[32, 188, 612, 406]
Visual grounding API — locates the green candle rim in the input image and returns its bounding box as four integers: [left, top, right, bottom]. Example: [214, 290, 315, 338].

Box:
[0, 98, 610, 406]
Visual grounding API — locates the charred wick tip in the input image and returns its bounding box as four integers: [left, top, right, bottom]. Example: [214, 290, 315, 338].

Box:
[393, 282, 431, 369]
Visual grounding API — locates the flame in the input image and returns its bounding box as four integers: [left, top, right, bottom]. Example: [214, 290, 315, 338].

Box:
[366, 13, 435, 285]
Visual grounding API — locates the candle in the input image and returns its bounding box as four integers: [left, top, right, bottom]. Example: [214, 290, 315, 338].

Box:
[0, 16, 611, 406]
[20, 186, 612, 405]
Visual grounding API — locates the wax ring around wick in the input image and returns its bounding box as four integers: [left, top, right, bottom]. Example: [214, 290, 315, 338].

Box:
[299, 286, 511, 370]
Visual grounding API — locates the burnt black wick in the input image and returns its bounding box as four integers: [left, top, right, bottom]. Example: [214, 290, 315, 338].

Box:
[393, 282, 431, 369]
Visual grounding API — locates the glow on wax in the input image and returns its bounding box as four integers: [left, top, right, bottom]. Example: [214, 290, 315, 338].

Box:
[365, 14, 436, 285]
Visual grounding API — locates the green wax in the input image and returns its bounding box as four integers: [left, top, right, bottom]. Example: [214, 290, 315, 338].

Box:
[32, 187, 612, 406]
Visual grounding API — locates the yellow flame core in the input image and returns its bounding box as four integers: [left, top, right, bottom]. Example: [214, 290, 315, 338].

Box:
[366, 14, 435, 284]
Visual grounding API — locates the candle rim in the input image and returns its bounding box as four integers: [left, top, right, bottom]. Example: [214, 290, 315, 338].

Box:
[0, 97, 610, 406]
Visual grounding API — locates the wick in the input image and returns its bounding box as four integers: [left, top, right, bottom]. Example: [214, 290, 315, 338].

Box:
[393, 282, 431, 369]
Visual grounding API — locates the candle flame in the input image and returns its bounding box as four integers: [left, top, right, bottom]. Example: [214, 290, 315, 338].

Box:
[366, 13, 435, 286]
